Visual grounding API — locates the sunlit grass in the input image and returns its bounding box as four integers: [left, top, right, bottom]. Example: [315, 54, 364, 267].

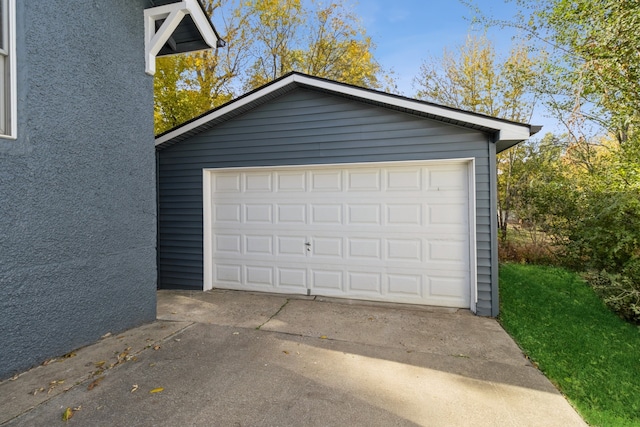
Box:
[499, 263, 640, 426]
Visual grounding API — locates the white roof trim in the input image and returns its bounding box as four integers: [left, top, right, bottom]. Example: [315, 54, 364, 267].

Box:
[144, 0, 218, 75]
[155, 73, 534, 146]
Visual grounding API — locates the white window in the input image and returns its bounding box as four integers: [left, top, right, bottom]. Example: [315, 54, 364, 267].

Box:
[0, 0, 16, 139]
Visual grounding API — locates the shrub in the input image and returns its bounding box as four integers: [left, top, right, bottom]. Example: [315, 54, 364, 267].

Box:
[586, 270, 640, 324]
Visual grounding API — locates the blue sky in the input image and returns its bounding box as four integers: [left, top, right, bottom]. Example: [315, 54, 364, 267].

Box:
[350, 0, 559, 135]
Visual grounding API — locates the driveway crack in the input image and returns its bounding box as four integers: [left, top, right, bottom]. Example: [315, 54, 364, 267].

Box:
[256, 299, 290, 330]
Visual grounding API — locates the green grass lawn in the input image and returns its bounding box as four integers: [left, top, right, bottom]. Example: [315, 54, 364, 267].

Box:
[499, 263, 640, 427]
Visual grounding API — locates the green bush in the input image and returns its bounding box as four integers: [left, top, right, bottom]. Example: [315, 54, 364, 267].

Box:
[586, 270, 640, 324]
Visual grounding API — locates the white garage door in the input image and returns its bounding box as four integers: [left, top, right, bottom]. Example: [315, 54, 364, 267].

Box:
[203, 160, 475, 308]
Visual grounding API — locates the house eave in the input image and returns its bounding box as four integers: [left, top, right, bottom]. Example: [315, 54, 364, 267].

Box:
[144, 0, 221, 75]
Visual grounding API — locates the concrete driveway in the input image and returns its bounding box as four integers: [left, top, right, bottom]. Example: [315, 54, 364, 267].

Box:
[1, 290, 586, 426]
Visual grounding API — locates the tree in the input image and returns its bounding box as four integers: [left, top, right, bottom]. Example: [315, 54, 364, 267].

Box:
[414, 35, 539, 239]
[154, 0, 391, 134]
[469, 0, 640, 145]
[153, 0, 250, 134]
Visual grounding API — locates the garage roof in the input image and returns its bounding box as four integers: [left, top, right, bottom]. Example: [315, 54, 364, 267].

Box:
[155, 72, 540, 152]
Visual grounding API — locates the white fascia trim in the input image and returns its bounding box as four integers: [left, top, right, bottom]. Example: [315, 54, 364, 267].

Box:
[289, 75, 532, 142]
[156, 74, 299, 145]
[156, 73, 532, 146]
[144, 0, 218, 75]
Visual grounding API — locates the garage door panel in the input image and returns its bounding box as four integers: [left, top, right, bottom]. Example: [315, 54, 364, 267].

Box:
[311, 170, 343, 191]
[215, 264, 242, 284]
[245, 172, 273, 192]
[347, 204, 381, 225]
[311, 270, 344, 292]
[276, 171, 306, 191]
[277, 204, 306, 223]
[245, 204, 273, 223]
[428, 167, 466, 190]
[245, 235, 273, 255]
[348, 272, 382, 294]
[347, 169, 381, 191]
[386, 168, 422, 191]
[245, 265, 274, 287]
[277, 236, 307, 256]
[311, 236, 343, 258]
[206, 161, 473, 307]
[387, 204, 422, 225]
[277, 267, 307, 290]
[215, 234, 242, 254]
[311, 204, 342, 224]
[215, 204, 241, 222]
[348, 238, 381, 259]
[387, 273, 423, 297]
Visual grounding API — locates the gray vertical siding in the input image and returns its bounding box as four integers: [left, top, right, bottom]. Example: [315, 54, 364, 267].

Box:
[157, 88, 496, 315]
[0, 0, 156, 379]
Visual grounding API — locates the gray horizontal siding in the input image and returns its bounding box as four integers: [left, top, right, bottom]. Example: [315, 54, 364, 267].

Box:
[157, 87, 496, 315]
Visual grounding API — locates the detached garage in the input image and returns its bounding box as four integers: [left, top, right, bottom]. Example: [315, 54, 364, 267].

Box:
[156, 72, 538, 316]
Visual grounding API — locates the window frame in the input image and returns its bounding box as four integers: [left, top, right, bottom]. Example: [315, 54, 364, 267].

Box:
[0, 0, 16, 139]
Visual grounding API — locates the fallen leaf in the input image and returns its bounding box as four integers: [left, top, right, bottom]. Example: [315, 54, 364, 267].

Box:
[282, 350, 290, 355]
[62, 352, 76, 359]
[47, 380, 65, 394]
[149, 387, 164, 394]
[31, 387, 45, 396]
[87, 376, 105, 391]
[174, 338, 181, 342]
[42, 358, 55, 366]
[94, 361, 106, 368]
[62, 407, 74, 421]
[101, 332, 112, 339]
[10, 374, 19, 381]
[153, 345, 161, 351]
[232, 332, 240, 335]
[319, 335, 328, 339]
[131, 384, 139, 393]
[73, 406, 82, 412]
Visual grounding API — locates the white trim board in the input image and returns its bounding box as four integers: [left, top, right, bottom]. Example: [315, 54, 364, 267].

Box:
[156, 73, 534, 147]
[202, 158, 478, 309]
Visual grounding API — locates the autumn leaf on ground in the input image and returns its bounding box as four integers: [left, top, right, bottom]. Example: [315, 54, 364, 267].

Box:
[131, 384, 139, 393]
[94, 360, 106, 368]
[153, 345, 161, 350]
[62, 407, 74, 421]
[87, 376, 105, 391]
[31, 387, 45, 396]
[319, 335, 328, 339]
[149, 387, 164, 394]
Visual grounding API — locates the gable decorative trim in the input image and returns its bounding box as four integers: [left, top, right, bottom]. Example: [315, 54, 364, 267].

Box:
[144, 0, 219, 75]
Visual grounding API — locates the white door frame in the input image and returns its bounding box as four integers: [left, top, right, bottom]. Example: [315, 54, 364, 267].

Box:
[202, 158, 478, 312]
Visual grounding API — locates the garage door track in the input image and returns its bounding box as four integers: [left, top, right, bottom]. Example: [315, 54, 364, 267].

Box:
[1, 290, 586, 426]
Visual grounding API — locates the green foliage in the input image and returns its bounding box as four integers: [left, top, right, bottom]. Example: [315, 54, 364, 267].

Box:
[154, 0, 392, 134]
[587, 270, 640, 324]
[414, 35, 541, 241]
[499, 263, 640, 425]
[414, 35, 537, 122]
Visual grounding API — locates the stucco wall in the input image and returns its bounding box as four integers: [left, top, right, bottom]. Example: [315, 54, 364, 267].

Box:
[0, 0, 156, 379]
